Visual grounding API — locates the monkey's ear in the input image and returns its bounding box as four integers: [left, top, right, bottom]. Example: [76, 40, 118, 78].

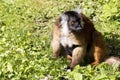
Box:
[55, 17, 61, 28]
[80, 13, 94, 27]
[74, 9, 82, 14]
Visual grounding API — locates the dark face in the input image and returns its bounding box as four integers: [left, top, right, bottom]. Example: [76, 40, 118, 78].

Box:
[68, 16, 82, 31]
[64, 11, 84, 31]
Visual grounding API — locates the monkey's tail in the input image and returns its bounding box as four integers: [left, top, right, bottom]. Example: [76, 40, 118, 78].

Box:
[104, 56, 120, 68]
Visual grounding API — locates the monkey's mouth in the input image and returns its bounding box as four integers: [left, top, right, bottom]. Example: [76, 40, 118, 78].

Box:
[76, 27, 83, 31]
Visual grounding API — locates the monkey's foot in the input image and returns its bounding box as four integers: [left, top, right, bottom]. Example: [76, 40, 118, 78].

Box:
[90, 61, 99, 66]
[64, 66, 73, 71]
[52, 54, 59, 58]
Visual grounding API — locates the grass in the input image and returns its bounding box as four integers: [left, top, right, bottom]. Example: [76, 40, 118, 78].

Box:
[0, 0, 120, 80]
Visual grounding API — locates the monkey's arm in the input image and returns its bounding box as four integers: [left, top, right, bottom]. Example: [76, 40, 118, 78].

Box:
[51, 27, 62, 58]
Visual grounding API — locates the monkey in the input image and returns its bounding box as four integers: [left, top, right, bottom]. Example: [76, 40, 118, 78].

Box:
[51, 10, 108, 69]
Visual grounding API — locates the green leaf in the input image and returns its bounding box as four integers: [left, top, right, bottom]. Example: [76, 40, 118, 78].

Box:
[73, 73, 83, 80]
[7, 62, 13, 72]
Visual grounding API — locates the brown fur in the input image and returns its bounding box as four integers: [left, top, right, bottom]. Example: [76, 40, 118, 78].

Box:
[51, 12, 106, 69]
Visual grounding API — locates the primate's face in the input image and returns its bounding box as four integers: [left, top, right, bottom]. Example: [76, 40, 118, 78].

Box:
[60, 11, 84, 32]
[68, 16, 82, 31]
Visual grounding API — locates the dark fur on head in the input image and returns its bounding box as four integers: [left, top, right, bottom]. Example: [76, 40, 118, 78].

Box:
[58, 11, 84, 32]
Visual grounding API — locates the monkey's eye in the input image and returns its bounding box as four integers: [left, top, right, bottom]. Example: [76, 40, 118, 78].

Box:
[71, 21, 75, 25]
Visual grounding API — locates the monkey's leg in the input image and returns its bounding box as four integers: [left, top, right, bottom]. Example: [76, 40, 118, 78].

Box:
[51, 39, 61, 58]
[91, 31, 106, 65]
[70, 47, 86, 69]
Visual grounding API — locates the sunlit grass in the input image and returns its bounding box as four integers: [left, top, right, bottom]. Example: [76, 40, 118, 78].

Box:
[0, 0, 120, 80]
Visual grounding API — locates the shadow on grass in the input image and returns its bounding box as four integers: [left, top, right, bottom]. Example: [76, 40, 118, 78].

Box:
[104, 32, 120, 56]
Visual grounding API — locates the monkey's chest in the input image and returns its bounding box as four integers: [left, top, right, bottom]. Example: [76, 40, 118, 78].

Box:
[60, 36, 73, 47]
[60, 36, 77, 56]
[59, 27, 80, 55]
